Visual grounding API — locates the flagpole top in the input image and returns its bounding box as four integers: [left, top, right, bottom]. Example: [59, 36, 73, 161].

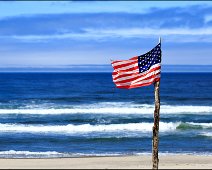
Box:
[159, 37, 161, 44]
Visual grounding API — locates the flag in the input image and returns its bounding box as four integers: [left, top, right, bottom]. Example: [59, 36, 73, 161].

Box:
[111, 43, 161, 89]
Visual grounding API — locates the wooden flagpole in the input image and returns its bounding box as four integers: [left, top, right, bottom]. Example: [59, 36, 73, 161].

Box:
[152, 37, 161, 169]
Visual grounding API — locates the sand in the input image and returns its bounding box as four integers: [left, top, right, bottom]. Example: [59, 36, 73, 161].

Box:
[0, 155, 211, 169]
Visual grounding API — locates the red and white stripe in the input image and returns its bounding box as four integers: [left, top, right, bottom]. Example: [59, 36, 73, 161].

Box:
[111, 57, 161, 89]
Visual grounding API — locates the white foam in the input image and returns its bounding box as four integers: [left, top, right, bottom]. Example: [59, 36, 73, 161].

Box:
[0, 104, 211, 115]
[200, 132, 212, 137]
[0, 150, 62, 155]
[189, 122, 212, 128]
[0, 150, 211, 158]
[0, 150, 67, 158]
[0, 122, 180, 134]
[0, 150, 126, 158]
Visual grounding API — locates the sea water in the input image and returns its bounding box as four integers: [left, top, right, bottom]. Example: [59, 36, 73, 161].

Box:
[0, 72, 211, 158]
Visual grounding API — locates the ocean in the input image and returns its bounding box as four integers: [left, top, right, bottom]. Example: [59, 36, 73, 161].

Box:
[0, 72, 211, 158]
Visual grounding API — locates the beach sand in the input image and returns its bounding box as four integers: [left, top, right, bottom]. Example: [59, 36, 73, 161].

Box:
[0, 155, 211, 169]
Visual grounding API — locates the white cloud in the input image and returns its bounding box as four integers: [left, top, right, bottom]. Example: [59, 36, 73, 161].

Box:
[86, 27, 212, 36]
[0, 1, 212, 19]
[205, 15, 212, 23]
[3, 27, 212, 43]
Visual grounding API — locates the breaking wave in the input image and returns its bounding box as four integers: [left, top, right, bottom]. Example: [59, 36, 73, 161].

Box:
[0, 122, 211, 134]
[0, 122, 212, 133]
[199, 132, 212, 137]
[177, 122, 212, 130]
[0, 122, 179, 133]
[0, 104, 211, 115]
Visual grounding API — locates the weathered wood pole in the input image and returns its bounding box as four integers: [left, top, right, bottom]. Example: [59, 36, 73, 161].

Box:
[152, 80, 160, 169]
[152, 37, 161, 169]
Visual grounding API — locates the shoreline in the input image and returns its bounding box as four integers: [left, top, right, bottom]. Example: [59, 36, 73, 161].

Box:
[0, 152, 212, 159]
[0, 155, 211, 169]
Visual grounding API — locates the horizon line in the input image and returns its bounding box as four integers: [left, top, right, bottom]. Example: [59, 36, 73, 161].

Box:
[0, 65, 211, 73]
[0, 64, 212, 68]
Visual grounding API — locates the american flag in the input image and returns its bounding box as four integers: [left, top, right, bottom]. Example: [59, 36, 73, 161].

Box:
[111, 43, 161, 89]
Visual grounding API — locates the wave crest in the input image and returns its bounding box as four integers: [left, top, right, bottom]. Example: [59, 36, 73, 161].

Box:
[0, 104, 211, 115]
[0, 122, 179, 133]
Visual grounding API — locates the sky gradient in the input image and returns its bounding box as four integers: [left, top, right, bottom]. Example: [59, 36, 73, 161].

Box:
[1, 1, 212, 67]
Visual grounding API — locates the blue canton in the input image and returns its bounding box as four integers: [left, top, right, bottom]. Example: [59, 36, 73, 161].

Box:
[138, 43, 161, 73]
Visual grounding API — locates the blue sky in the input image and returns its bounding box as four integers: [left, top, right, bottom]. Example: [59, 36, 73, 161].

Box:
[1, 1, 212, 67]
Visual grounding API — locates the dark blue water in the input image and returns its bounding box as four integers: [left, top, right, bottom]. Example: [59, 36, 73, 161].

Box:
[0, 72, 211, 158]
